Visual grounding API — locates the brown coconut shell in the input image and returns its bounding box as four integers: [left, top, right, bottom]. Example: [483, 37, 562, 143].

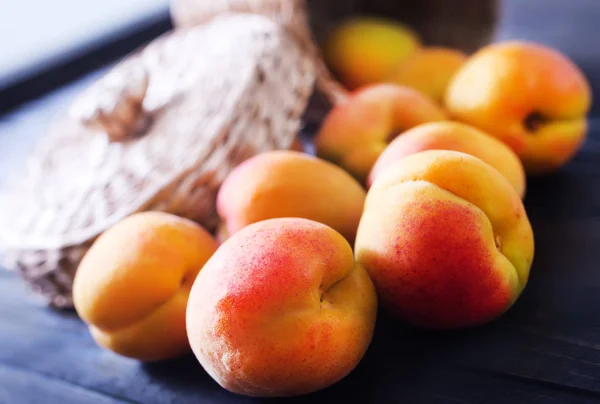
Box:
[0, 14, 316, 308]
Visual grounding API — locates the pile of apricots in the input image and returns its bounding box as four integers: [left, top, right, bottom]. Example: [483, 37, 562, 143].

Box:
[72, 17, 591, 398]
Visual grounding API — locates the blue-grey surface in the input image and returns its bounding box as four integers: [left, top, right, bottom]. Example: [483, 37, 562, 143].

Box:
[0, 69, 105, 190]
[495, 0, 600, 115]
[0, 0, 169, 89]
[2, 0, 600, 403]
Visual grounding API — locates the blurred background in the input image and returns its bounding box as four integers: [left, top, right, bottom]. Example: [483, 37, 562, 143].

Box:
[0, 0, 598, 149]
[2, 0, 598, 186]
[0, 0, 598, 113]
[0, 0, 168, 90]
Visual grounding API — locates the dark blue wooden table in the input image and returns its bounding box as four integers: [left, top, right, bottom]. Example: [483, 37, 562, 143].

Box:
[2, 1, 600, 403]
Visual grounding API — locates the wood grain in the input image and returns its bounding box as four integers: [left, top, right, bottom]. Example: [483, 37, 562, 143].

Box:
[2, 0, 600, 402]
[0, 362, 133, 404]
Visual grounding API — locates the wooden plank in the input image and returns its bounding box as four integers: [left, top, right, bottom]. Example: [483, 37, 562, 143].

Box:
[2, 1, 600, 402]
[0, 362, 133, 404]
[0, 273, 239, 404]
[2, 112, 600, 402]
[426, 217, 600, 396]
[1, 268, 600, 403]
[2, 105, 600, 401]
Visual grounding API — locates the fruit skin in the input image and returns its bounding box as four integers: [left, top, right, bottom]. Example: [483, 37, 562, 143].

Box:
[72, 211, 218, 361]
[186, 218, 377, 397]
[355, 150, 534, 330]
[324, 17, 421, 89]
[387, 47, 467, 103]
[217, 150, 366, 243]
[445, 40, 592, 174]
[315, 84, 446, 183]
[368, 121, 526, 198]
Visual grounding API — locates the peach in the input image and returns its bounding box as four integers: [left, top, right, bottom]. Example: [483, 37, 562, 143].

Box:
[355, 150, 534, 329]
[217, 150, 366, 243]
[386, 47, 467, 103]
[324, 17, 421, 89]
[445, 40, 592, 174]
[315, 84, 447, 183]
[186, 218, 377, 397]
[368, 121, 526, 198]
[73, 212, 218, 361]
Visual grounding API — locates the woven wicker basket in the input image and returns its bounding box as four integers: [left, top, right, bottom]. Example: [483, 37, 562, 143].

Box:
[1, 0, 498, 308]
[0, 14, 315, 308]
[171, 0, 499, 106]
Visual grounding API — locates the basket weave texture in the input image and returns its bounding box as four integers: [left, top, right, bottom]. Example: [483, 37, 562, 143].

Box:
[171, 0, 349, 105]
[0, 14, 316, 308]
[1, 0, 497, 308]
[171, 0, 498, 102]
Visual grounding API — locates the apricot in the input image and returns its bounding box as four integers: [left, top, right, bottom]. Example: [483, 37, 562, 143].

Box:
[368, 121, 526, 198]
[355, 151, 534, 329]
[315, 84, 446, 183]
[73, 212, 218, 361]
[324, 17, 421, 89]
[217, 150, 366, 243]
[386, 47, 467, 103]
[187, 218, 377, 397]
[445, 40, 592, 174]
